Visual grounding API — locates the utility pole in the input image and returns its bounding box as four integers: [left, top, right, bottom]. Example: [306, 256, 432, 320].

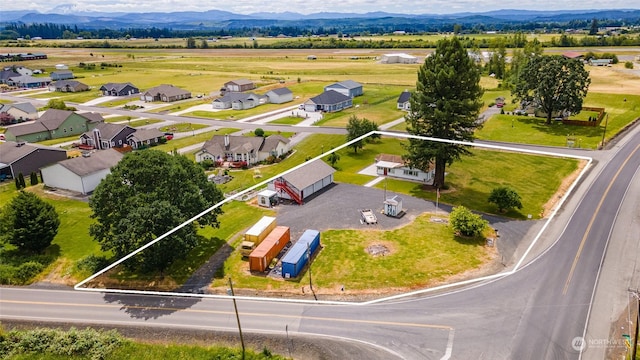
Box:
[601, 114, 609, 149]
[228, 278, 245, 359]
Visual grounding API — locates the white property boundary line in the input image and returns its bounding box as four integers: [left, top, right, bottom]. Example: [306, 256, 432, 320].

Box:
[75, 130, 593, 307]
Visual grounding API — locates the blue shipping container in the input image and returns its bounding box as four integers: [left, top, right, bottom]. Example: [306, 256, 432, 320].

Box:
[281, 229, 320, 278]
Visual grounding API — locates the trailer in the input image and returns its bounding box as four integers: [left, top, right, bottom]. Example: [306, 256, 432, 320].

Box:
[240, 216, 277, 257]
[282, 229, 320, 279]
[249, 226, 290, 272]
[360, 209, 378, 224]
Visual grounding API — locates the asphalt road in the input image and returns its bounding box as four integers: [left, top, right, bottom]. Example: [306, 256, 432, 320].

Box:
[1, 93, 639, 359]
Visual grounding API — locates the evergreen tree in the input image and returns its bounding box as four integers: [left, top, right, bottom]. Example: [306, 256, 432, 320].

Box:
[30, 172, 39, 186]
[589, 18, 599, 35]
[17, 173, 26, 189]
[0, 191, 60, 253]
[404, 37, 483, 189]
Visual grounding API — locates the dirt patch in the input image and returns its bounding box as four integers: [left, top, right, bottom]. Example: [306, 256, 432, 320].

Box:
[540, 159, 589, 218]
[365, 241, 395, 257]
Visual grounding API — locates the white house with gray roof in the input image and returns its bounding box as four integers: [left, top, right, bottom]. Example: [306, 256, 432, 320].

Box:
[212, 92, 266, 110]
[41, 149, 123, 195]
[195, 134, 290, 166]
[265, 87, 293, 104]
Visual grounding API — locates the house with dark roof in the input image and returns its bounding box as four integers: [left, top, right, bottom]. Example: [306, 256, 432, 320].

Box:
[212, 92, 266, 110]
[141, 84, 192, 102]
[223, 79, 255, 92]
[0, 69, 21, 84]
[50, 70, 74, 81]
[397, 90, 411, 111]
[49, 80, 89, 92]
[265, 87, 293, 104]
[324, 80, 363, 98]
[0, 102, 38, 122]
[3, 109, 103, 143]
[375, 154, 434, 183]
[0, 141, 67, 180]
[41, 149, 123, 195]
[195, 134, 290, 166]
[7, 75, 51, 88]
[126, 128, 165, 149]
[99, 82, 139, 96]
[267, 159, 336, 204]
[80, 123, 136, 149]
[303, 90, 353, 113]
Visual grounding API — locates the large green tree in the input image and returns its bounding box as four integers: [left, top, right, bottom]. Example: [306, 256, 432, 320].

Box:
[506, 38, 543, 90]
[404, 36, 483, 189]
[0, 191, 60, 253]
[346, 115, 379, 154]
[512, 55, 590, 125]
[89, 150, 224, 273]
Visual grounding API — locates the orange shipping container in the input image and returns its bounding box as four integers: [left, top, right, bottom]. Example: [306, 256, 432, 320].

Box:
[249, 226, 290, 272]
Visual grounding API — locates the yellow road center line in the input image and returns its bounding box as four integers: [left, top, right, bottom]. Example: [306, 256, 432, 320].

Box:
[0, 299, 451, 330]
[563, 143, 640, 295]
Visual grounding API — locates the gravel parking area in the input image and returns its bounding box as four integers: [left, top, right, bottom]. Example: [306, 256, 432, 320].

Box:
[273, 182, 539, 265]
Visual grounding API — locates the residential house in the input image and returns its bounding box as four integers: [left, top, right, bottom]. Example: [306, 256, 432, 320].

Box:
[380, 53, 418, 64]
[141, 84, 192, 102]
[50, 70, 74, 81]
[49, 80, 89, 92]
[374, 154, 434, 183]
[324, 80, 363, 98]
[99, 82, 139, 96]
[195, 134, 290, 166]
[212, 92, 266, 110]
[0, 102, 39, 121]
[3, 109, 103, 143]
[7, 75, 51, 88]
[41, 149, 123, 195]
[397, 90, 411, 111]
[0, 69, 21, 84]
[267, 159, 335, 205]
[0, 141, 67, 180]
[223, 79, 256, 92]
[562, 51, 584, 60]
[265, 87, 293, 104]
[303, 90, 353, 113]
[80, 123, 136, 149]
[126, 128, 165, 149]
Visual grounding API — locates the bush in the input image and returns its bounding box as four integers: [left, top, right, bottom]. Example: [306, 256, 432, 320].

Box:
[76, 255, 111, 274]
[254, 128, 265, 137]
[449, 206, 487, 237]
[625, 61, 634, 69]
[488, 186, 523, 213]
[199, 159, 215, 170]
[0, 327, 123, 359]
[14, 261, 44, 283]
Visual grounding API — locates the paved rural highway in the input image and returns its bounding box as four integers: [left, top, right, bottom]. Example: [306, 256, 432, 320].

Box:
[1, 94, 640, 358]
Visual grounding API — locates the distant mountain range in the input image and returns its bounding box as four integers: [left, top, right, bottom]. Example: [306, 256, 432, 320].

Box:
[1, 8, 639, 30]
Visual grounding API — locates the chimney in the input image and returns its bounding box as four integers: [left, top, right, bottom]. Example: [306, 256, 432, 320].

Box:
[224, 134, 230, 148]
[93, 128, 101, 150]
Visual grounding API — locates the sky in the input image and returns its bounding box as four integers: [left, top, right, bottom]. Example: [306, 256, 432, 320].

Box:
[2, 0, 636, 15]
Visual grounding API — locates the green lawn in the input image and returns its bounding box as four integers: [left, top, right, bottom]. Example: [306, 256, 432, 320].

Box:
[151, 128, 239, 152]
[38, 135, 79, 146]
[375, 147, 579, 219]
[159, 122, 209, 133]
[128, 119, 162, 127]
[477, 93, 640, 148]
[212, 212, 490, 292]
[269, 116, 305, 125]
